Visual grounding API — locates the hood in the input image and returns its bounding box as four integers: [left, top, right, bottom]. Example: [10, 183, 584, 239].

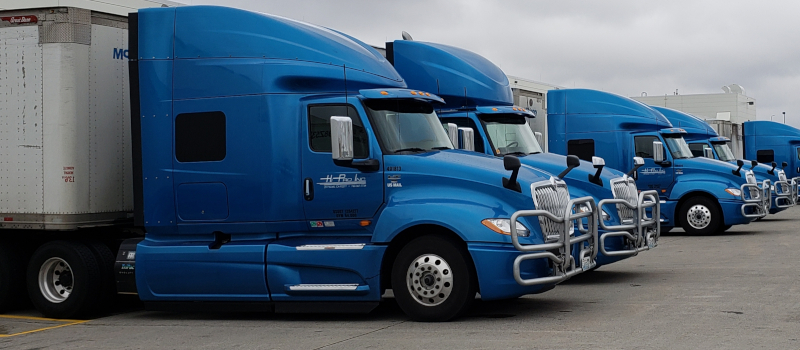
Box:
[675, 157, 748, 186]
[522, 153, 624, 195]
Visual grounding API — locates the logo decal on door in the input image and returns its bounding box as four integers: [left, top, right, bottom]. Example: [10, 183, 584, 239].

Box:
[317, 174, 366, 188]
[640, 168, 666, 175]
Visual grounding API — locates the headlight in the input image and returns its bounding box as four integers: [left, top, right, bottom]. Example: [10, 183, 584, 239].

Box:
[481, 218, 530, 237]
[725, 188, 742, 197]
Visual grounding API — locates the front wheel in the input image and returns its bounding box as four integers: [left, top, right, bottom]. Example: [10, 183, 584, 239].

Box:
[679, 197, 722, 235]
[391, 235, 477, 322]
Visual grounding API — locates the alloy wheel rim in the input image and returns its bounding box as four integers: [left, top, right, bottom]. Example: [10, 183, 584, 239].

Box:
[406, 254, 454, 307]
[687, 204, 712, 230]
[38, 257, 73, 303]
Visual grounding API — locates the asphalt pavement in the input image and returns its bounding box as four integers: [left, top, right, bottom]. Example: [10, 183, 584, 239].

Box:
[2, 207, 799, 349]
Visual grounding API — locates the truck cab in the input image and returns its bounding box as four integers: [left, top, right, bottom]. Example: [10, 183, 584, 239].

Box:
[744, 120, 800, 203]
[124, 6, 600, 322]
[654, 106, 794, 213]
[547, 89, 767, 235]
[385, 39, 659, 268]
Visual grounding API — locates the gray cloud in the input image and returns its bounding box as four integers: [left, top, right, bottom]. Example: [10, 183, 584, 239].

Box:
[186, 0, 800, 126]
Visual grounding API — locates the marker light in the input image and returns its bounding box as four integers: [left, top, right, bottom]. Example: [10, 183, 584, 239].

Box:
[360, 220, 371, 226]
[410, 91, 417, 95]
[425, 92, 431, 96]
[482, 219, 530, 237]
[492, 108, 498, 111]
[380, 91, 388, 95]
[725, 188, 742, 197]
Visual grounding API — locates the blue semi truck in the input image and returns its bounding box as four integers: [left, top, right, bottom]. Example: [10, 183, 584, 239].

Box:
[546, 89, 769, 235]
[110, 6, 606, 322]
[654, 106, 794, 213]
[744, 121, 800, 201]
[384, 39, 660, 267]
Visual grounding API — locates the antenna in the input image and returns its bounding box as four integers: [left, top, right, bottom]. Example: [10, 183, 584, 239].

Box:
[401, 31, 413, 41]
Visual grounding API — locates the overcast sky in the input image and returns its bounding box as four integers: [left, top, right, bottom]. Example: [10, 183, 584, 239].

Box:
[182, 0, 800, 127]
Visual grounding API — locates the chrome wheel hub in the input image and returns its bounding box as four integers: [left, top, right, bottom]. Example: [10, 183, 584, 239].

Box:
[687, 204, 712, 230]
[406, 254, 453, 307]
[38, 257, 73, 303]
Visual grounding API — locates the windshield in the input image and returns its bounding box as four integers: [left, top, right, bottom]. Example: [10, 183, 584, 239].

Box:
[712, 141, 736, 162]
[664, 135, 693, 159]
[364, 99, 453, 153]
[481, 115, 543, 156]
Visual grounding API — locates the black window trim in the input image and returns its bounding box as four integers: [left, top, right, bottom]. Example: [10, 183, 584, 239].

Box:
[175, 111, 227, 163]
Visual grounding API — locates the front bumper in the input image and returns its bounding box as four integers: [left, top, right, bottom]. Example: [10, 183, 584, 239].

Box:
[509, 196, 598, 287]
[597, 190, 661, 258]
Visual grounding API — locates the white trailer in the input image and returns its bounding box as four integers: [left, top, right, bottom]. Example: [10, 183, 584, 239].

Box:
[0, 0, 175, 318]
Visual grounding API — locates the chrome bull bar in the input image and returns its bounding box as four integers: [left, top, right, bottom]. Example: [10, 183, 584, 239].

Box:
[792, 177, 800, 205]
[773, 179, 793, 209]
[597, 190, 661, 257]
[510, 196, 598, 286]
[740, 179, 769, 218]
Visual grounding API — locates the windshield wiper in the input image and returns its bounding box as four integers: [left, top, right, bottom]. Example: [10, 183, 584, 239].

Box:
[393, 147, 427, 153]
[502, 151, 528, 157]
[431, 146, 452, 150]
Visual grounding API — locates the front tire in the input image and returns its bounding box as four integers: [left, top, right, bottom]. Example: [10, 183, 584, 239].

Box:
[27, 241, 103, 319]
[391, 235, 477, 322]
[679, 196, 722, 235]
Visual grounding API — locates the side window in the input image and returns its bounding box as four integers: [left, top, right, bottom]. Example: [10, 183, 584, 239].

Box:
[567, 139, 594, 161]
[441, 118, 485, 153]
[175, 111, 226, 162]
[756, 149, 774, 163]
[796, 148, 799, 161]
[308, 105, 369, 159]
[634, 136, 660, 158]
[688, 143, 707, 157]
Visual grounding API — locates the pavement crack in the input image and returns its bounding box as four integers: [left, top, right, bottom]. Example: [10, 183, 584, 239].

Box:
[313, 321, 407, 349]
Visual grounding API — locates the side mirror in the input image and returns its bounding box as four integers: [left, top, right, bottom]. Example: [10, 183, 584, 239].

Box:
[733, 159, 744, 176]
[782, 161, 789, 169]
[458, 127, 475, 151]
[557, 155, 581, 179]
[703, 147, 714, 159]
[628, 156, 645, 178]
[589, 156, 605, 186]
[330, 116, 354, 161]
[768, 162, 777, 175]
[446, 123, 458, 149]
[750, 160, 758, 169]
[502, 155, 522, 192]
[534, 131, 544, 147]
[653, 141, 665, 163]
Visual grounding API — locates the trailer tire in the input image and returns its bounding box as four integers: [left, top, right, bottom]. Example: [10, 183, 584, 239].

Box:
[84, 240, 117, 313]
[391, 235, 476, 322]
[679, 196, 721, 235]
[0, 242, 29, 312]
[27, 241, 102, 319]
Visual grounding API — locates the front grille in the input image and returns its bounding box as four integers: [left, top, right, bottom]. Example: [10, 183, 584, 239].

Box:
[531, 178, 570, 240]
[610, 177, 638, 222]
[779, 171, 789, 194]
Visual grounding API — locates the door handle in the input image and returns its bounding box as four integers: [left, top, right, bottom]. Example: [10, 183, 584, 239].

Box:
[304, 178, 314, 201]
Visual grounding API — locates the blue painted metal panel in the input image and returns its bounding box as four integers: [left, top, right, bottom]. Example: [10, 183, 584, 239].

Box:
[136, 240, 270, 301]
[390, 40, 513, 109]
[652, 106, 716, 139]
[137, 8, 175, 60]
[177, 183, 229, 221]
[172, 6, 402, 84]
[744, 121, 800, 178]
[266, 237, 384, 302]
[138, 59, 176, 234]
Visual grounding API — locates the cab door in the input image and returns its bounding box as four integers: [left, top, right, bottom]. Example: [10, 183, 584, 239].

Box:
[301, 97, 384, 222]
[794, 146, 800, 176]
[633, 134, 674, 197]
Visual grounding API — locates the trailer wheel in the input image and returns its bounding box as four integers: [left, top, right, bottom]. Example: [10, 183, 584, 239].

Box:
[84, 240, 117, 312]
[27, 241, 102, 319]
[391, 235, 476, 322]
[0, 242, 29, 312]
[679, 197, 721, 235]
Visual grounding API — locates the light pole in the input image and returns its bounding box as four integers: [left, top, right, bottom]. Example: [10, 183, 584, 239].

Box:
[771, 115, 775, 121]
[783, 112, 786, 124]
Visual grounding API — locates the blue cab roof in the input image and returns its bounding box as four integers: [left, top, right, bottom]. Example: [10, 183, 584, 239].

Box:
[388, 40, 513, 109]
[138, 6, 404, 86]
[651, 106, 718, 140]
[547, 89, 672, 132]
[744, 121, 800, 139]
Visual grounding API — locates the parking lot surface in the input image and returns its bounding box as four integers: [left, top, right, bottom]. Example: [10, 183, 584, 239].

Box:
[2, 207, 799, 350]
